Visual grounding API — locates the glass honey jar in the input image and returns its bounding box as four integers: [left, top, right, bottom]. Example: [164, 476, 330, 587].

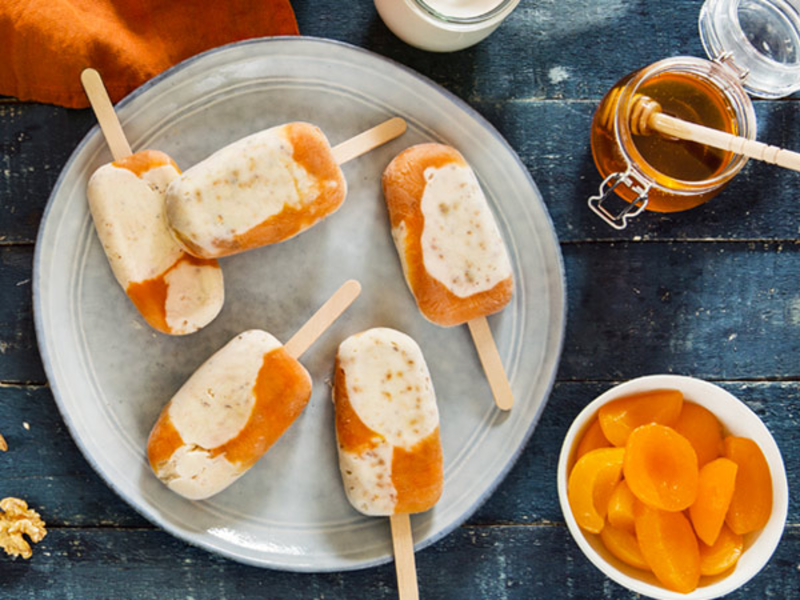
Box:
[588, 0, 800, 229]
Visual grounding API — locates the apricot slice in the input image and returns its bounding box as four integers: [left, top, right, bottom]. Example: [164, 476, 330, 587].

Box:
[724, 436, 773, 534]
[598, 389, 683, 446]
[600, 523, 651, 571]
[635, 503, 700, 593]
[699, 523, 744, 576]
[689, 458, 738, 546]
[607, 479, 637, 533]
[674, 402, 723, 468]
[624, 424, 698, 511]
[568, 447, 625, 533]
[575, 418, 611, 461]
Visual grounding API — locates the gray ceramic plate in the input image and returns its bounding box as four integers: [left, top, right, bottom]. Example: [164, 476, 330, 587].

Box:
[34, 37, 565, 571]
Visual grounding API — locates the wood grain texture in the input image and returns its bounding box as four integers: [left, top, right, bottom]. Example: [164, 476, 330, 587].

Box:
[0, 526, 796, 599]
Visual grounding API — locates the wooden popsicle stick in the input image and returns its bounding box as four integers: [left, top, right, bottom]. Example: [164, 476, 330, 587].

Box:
[332, 117, 407, 165]
[650, 111, 800, 172]
[284, 280, 362, 359]
[80, 68, 132, 161]
[467, 316, 514, 411]
[390, 513, 419, 600]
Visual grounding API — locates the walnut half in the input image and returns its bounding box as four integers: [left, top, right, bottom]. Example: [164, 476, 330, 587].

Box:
[0, 498, 47, 559]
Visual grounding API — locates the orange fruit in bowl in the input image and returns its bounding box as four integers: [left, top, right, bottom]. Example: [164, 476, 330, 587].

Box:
[689, 457, 738, 546]
[624, 423, 698, 511]
[724, 436, 773, 535]
[598, 389, 683, 447]
[568, 447, 625, 533]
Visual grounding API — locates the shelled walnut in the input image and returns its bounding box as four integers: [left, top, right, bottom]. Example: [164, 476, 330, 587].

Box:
[0, 498, 47, 559]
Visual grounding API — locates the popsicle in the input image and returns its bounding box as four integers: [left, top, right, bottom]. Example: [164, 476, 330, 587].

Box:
[148, 279, 361, 500]
[81, 69, 224, 335]
[334, 327, 443, 600]
[382, 143, 515, 410]
[165, 117, 408, 259]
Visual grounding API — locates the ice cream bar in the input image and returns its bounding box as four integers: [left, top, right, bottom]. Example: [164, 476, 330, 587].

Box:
[165, 122, 347, 259]
[147, 330, 312, 500]
[382, 143, 513, 327]
[87, 150, 224, 335]
[334, 328, 443, 516]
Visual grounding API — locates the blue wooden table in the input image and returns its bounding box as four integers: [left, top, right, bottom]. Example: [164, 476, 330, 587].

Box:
[1, 1, 797, 597]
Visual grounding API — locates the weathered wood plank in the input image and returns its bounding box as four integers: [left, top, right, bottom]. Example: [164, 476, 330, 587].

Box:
[559, 241, 800, 380]
[2, 382, 796, 528]
[3, 100, 800, 245]
[293, 0, 709, 103]
[0, 247, 44, 383]
[0, 105, 95, 244]
[4, 240, 800, 383]
[0, 526, 796, 599]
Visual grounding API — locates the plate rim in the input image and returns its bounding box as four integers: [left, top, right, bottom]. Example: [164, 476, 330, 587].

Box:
[33, 35, 567, 571]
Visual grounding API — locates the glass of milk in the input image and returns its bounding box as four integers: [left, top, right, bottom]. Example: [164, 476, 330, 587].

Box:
[375, 0, 521, 52]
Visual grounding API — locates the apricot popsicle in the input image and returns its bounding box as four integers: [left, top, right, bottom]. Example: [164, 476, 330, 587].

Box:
[147, 329, 312, 500]
[81, 69, 224, 335]
[382, 143, 515, 410]
[333, 327, 443, 516]
[147, 279, 362, 500]
[87, 151, 224, 334]
[165, 118, 407, 259]
[334, 327, 442, 600]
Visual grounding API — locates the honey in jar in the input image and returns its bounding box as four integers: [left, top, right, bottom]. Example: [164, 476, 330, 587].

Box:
[588, 0, 800, 229]
[588, 57, 756, 226]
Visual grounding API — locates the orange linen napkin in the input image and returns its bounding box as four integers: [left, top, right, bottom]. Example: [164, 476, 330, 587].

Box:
[0, 0, 298, 108]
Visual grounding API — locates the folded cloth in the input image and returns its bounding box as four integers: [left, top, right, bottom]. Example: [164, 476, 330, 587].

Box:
[0, 0, 298, 108]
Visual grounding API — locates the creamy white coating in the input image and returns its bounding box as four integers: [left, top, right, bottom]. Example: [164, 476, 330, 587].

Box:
[419, 163, 512, 297]
[87, 163, 184, 286]
[425, 0, 505, 18]
[165, 125, 319, 252]
[157, 445, 241, 501]
[168, 330, 282, 450]
[163, 260, 226, 335]
[338, 442, 396, 516]
[338, 328, 439, 449]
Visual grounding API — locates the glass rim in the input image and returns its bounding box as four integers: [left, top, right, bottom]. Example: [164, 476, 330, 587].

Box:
[413, 0, 519, 24]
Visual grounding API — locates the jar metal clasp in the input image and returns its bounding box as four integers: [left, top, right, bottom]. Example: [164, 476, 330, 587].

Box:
[587, 169, 651, 230]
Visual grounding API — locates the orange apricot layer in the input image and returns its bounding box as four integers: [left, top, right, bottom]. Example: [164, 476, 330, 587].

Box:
[126, 253, 220, 334]
[112, 149, 179, 177]
[393, 429, 444, 514]
[624, 423, 698, 511]
[211, 347, 312, 469]
[598, 389, 683, 447]
[382, 143, 513, 327]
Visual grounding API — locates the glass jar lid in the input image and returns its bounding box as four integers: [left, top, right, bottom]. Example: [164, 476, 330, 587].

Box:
[699, 0, 800, 98]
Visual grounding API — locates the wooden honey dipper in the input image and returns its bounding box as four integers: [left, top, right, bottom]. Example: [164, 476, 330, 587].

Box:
[623, 94, 800, 172]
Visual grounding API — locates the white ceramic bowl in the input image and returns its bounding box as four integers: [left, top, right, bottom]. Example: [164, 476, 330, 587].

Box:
[557, 374, 789, 600]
